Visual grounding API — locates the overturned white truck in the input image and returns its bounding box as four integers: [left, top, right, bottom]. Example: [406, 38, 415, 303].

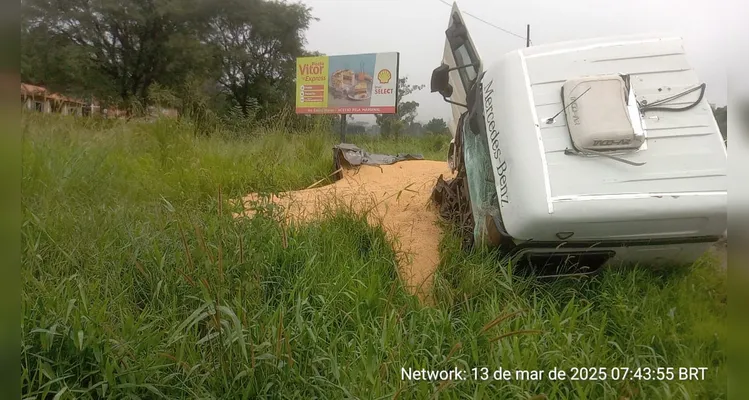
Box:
[431, 3, 727, 275]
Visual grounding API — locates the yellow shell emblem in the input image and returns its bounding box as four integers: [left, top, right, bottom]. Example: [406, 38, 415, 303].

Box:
[377, 69, 392, 84]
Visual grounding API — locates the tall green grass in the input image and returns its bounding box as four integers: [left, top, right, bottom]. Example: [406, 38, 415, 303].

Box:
[22, 114, 726, 399]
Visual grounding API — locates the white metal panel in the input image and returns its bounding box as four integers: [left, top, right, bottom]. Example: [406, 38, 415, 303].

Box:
[524, 37, 726, 199]
[480, 53, 552, 239]
[528, 55, 691, 85]
[522, 35, 683, 60]
[484, 34, 727, 242]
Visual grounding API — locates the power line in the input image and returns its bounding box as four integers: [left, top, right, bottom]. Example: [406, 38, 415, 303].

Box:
[435, 0, 531, 44]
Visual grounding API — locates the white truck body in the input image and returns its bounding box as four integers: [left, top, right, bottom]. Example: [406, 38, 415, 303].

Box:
[436, 3, 727, 270]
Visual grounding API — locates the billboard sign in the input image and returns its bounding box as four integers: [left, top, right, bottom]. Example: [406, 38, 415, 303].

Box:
[295, 52, 399, 114]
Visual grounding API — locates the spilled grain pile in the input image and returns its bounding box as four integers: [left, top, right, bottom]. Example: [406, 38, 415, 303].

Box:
[237, 160, 454, 300]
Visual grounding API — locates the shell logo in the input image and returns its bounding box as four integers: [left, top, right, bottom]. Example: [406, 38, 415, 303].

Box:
[377, 69, 392, 84]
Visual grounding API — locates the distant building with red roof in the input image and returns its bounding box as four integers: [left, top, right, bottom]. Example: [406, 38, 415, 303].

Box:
[21, 83, 87, 116]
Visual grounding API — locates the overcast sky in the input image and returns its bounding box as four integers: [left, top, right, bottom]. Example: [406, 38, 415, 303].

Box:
[298, 0, 744, 124]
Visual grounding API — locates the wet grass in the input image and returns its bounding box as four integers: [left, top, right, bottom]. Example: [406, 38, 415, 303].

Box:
[22, 114, 726, 399]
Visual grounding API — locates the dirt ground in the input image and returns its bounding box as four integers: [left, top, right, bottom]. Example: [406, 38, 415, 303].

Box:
[238, 160, 455, 301]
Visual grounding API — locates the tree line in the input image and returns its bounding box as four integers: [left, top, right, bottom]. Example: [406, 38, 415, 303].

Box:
[20, 0, 442, 137]
[20, 0, 724, 138]
[21, 0, 317, 121]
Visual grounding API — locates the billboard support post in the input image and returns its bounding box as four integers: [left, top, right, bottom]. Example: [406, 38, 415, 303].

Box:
[339, 114, 347, 143]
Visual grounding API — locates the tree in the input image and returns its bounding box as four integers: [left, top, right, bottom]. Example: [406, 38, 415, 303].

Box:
[375, 76, 425, 138]
[406, 121, 424, 136]
[20, 0, 318, 123]
[21, 0, 215, 109]
[424, 117, 449, 135]
[207, 0, 313, 118]
[346, 124, 366, 134]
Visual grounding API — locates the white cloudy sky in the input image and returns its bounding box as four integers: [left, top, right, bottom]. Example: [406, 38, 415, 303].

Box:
[298, 0, 745, 124]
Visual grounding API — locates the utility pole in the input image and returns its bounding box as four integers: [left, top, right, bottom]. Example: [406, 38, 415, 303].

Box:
[526, 24, 531, 47]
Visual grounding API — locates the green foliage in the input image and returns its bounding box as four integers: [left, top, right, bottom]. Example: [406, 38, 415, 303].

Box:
[424, 117, 450, 135]
[20, 0, 314, 121]
[345, 124, 366, 134]
[20, 21, 105, 99]
[20, 0, 435, 135]
[207, 0, 314, 119]
[22, 115, 726, 398]
[376, 77, 426, 139]
[22, 0, 215, 107]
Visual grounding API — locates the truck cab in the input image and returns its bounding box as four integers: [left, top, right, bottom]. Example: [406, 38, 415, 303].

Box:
[432, 3, 727, 274]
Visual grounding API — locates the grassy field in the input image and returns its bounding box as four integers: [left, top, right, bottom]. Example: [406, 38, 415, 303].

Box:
[22, 114, 727, 399]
